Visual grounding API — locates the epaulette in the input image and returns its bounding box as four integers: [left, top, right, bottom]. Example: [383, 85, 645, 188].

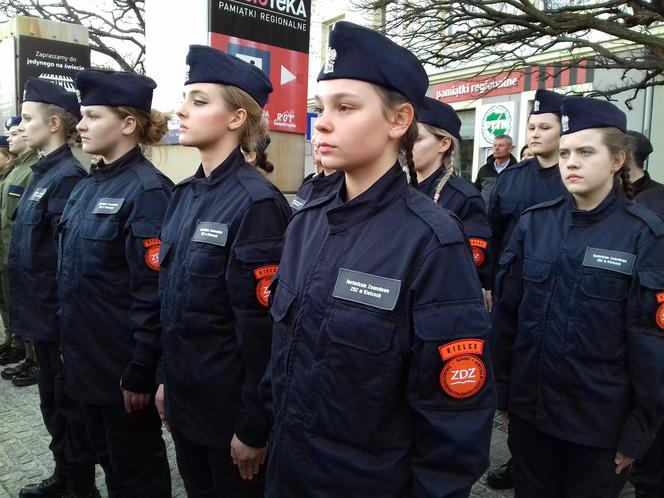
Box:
[626, 202, 664, 237]
[521, 194, 567, 215]
[237, 165, 281, 203]
[407, 190, 466, 246]
[446, 174, 482, 199]
[131, 159, 174, 191]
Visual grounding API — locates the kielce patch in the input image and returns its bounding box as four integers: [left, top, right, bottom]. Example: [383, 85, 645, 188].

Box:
[254, 265, 278, 307]
[143, 238, 161, 271]
[469, 238, 488, 268]
[438, 339, 486, 399]
[657, 293, 664, 331]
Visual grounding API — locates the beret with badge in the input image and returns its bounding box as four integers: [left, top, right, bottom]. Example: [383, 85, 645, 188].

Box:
[560, 96, 626, 135]
[317, 21, 429, 110]
[23, 77, 81, 120]
[531, 89, 563, 116]
[5, 116, 21, 131]
[418, 97, 462, 142]
[185, 45, 273, 108]
[75, 70, 157, 112]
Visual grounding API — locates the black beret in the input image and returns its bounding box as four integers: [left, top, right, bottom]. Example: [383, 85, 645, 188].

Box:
[418, 97, 462, 142]
[185, 45, 273, 108]
[23, 77, 81, 120]
[561, 96, 626, 135]
[531, 89, 563, 115]
[76, 70, 156, 112]
[317, 21, 428, 110]
[627, 130, 653, 164]
[5, 116, 21, 130]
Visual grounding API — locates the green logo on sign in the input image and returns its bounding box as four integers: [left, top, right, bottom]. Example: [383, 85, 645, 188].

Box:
[481, 105, 512, 144]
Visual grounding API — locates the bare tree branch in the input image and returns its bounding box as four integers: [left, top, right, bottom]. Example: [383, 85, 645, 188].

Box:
[0, 0, 145, 73]
[354, 0, 664, 103]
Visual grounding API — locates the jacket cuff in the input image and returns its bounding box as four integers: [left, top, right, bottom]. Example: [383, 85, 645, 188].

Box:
[120, 361, 156, 394]
[235, 411, 270, 448]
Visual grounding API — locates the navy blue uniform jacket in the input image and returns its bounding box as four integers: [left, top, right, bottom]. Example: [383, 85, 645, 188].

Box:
[159, 148, 290, 449]
[418, 169, 493, 289]
[58, 148, 173, 405]
[492, 192, 664, 459]
[8, 145, 85, 342]
[290, 170, 342, 213]
[489, 158, 566, 260]
[266, 164, 496, 498]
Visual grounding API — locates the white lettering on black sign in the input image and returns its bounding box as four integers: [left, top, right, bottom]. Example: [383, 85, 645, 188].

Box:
[191, 222, 229, 247]
[332, 268, 401, 311]
[30, 187, 47, 201]
[582, 247, 636, 275]
[92, 198, 124, 214]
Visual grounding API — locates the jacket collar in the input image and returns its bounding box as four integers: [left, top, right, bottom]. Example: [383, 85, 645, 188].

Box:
[90, 146, 143, 181]
[326, 162, 409, 230]
[32, 144, 72, 174]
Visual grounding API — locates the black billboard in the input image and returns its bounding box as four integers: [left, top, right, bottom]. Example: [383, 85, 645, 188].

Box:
[17, 35, 90, 98]
[209, 0, 311, 53]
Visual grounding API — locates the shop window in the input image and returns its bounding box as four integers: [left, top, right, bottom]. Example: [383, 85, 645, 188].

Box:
[457, 109, 475, 181]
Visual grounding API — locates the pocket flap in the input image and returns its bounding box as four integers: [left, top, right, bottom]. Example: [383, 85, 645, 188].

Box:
[580, 271, 629, 301]
[234, 237, 282, 263]
[413, 301, 489, 341]
[270, 281, 297, 322]
[130, 219, 161, 239]
[522, 257, 552, 283]
[325, 301, 396, 354]
[638, 268, 664, 291]
[80, 219, 121, 241]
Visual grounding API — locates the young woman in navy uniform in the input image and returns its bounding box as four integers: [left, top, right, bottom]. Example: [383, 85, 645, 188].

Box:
[413, 96, 493, 294]
[489, 89, 567, 259]
[57, 70, 173, 497]
[154, 45, 290, 497]
[491, 97, 664, 497]
[265, 21, 495, 497]
[8, 78, 97, 498]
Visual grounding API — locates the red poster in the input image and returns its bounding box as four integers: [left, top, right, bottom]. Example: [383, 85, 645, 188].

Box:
[210, 33, 308, 135]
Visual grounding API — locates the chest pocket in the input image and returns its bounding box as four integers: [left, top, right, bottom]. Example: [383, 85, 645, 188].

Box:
[568, 270, 630, 361]
[518, 257, 553, 344]
[269, 280, 298, 400]
[18, 203, 49, 271]
[79, 218, 123, 277]
[184, 243, 228, 315]
[306, 299, 403, 448]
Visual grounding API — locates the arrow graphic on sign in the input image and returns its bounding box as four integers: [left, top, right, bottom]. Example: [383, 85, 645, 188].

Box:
[281, 65, 296, 85]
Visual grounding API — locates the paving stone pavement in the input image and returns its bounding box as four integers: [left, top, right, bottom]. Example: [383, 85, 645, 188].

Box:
[0, 368, 636, 498]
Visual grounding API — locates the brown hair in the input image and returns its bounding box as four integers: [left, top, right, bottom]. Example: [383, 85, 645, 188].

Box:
[111, 107, 170, 145]
[218, 85, 267, 165]
[40, 103, 80, 144]
[598, 127, 635, 200]
[375, 86, 418, 187]
[421, 123, 462, 202]
[254, 134, 274, 173]
[0, 148, 16, 171]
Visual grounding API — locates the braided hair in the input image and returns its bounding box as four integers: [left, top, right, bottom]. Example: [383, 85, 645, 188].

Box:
[419, 123, 461, 204]
[599, 127, 635, 200]
[375, 86, 419, 187]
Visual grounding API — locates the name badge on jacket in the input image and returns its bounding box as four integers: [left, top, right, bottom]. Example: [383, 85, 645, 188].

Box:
[582, 247, 636, 275]
[332, 268, 401, 311]
[191, 222, 228, 246]
[290, 196, 306, 211]
[92, 198, 124, 214]
[8, 185, 25, 198]
[30, 187, 47, 201]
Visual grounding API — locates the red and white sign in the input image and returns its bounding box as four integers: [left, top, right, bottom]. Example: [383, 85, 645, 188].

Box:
[210, 33, 308, 134]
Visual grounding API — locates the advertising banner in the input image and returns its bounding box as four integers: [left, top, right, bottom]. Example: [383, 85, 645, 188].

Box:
[477, 101, 515, 148]
[209, 0, 311, 134]
[17, 35, 90, 98]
